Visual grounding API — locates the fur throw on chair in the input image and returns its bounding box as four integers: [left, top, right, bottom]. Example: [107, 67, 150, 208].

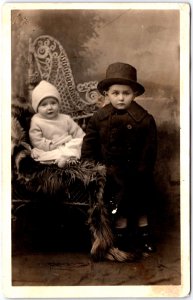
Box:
[12, 98, 135, 262]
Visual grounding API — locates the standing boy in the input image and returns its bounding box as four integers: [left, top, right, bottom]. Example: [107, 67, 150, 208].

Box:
[81, 62, 157, 253]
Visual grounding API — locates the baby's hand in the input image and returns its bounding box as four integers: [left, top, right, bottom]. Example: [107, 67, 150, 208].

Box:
[31, 148, 40, 159]
[51, 135, 72, 148]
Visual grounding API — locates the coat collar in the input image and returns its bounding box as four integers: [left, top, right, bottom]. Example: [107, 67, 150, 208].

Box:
[97, 101, 147, 122]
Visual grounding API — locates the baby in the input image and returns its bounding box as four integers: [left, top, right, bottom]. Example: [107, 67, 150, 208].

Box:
[29, 80, 85, 167]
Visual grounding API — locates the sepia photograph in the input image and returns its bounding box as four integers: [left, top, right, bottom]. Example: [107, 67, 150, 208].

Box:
[1, 2, 190, 298]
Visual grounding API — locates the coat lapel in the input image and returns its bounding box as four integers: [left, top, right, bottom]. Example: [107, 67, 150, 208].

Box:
[127, 101, 147, 122]
[97, 101, 148, 123]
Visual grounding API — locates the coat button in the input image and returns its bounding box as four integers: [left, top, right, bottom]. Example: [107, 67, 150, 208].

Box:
[127, 124, 132, 129]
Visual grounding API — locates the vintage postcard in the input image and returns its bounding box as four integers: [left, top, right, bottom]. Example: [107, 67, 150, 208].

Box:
[1, 2, 190, 298]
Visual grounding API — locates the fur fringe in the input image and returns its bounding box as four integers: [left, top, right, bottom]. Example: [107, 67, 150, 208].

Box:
[105, 247, 136, 262]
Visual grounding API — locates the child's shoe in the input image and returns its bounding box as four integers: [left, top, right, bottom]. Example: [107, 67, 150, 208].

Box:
[66, 157, 79, 166]
[138, 226, 156, 253]
[56, 156, 68, 168]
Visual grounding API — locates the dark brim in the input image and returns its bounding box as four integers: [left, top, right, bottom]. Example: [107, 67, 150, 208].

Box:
[97, 78, 145, 97]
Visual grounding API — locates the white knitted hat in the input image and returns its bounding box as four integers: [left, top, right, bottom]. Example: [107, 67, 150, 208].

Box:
[32, 80, 61, 112]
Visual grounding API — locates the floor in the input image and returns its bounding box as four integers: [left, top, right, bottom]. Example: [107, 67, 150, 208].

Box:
[12, 204, 181, 287]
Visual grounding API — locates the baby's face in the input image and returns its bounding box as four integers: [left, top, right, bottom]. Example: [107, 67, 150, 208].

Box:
[37, 97, 59, 119]
[106, 84, 135, 110]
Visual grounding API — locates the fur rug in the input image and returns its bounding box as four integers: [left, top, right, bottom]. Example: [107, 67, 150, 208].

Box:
[12, 98, 135, 262]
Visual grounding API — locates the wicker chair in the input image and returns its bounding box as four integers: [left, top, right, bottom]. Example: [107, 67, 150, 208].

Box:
[12, 35, 134, 262]
[28, 35, 102, 127]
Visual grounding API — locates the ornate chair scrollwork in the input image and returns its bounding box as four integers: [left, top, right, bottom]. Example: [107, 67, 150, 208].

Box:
[28, 35, 103, 128]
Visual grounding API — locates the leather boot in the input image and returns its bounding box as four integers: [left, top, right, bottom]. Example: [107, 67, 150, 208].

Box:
[138, 226, 156, 253]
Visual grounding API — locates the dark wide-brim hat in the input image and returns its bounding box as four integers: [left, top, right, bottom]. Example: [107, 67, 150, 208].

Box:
[97, 62, 145, 96]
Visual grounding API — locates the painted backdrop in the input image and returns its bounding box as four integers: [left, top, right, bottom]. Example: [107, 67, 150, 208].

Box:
[11, 9, 180, 232]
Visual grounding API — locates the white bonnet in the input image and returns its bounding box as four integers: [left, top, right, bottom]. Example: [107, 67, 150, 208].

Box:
[32, 80, 61, 112]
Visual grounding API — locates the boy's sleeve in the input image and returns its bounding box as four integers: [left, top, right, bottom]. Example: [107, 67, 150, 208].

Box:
[137, 115, 157, 174]
[81, 114, 101, 162]
[29, 118, 52, 151]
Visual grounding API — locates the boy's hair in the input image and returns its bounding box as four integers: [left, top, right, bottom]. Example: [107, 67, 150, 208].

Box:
[32, 80, 61, 112]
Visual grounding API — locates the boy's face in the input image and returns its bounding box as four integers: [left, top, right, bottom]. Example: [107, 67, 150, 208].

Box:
[106, 84, 135, 110]
[37, 97, 59, 119]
